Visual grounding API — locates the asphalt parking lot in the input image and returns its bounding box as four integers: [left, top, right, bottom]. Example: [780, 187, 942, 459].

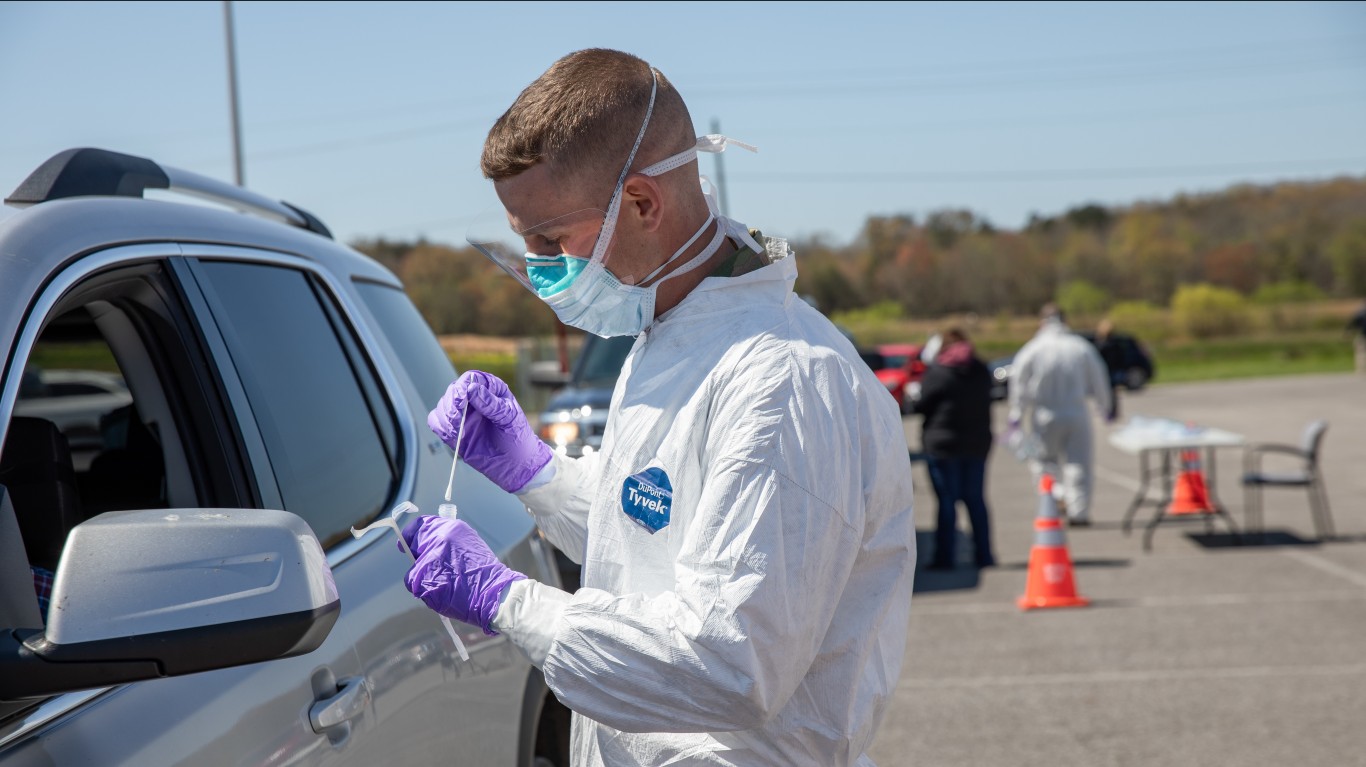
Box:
[871, 373, 1366, 766]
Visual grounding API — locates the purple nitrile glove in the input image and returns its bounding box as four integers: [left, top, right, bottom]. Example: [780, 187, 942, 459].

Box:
[428, 370, 552, 494]
[401, 515, 526, 636]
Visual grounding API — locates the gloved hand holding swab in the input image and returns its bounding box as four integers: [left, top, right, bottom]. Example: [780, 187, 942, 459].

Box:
[437, 398, 467, 520]
[351, 500, 470, 662]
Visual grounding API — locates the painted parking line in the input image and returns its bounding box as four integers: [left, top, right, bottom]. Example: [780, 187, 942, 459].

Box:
[1279, 548, 1366, 589]
[905, 662, 1366, 690]
[1094, 464, 1143, 494]
[913, 588, 1366, 615]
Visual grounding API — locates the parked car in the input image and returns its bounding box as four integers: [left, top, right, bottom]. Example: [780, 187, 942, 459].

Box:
[988, 356, 1014, 402]
[533, 335, 636, 460]
[872, 343, 927, 414]
[13, 369, 133, 470]
[1079, 331, 1156, 390]
[0, 149, 570, 765]
[987, 332, 1155, 402]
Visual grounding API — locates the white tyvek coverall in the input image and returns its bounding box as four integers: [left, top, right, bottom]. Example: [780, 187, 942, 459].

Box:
[493, 245, 916, 766]
[1007, 320, 1113, 521]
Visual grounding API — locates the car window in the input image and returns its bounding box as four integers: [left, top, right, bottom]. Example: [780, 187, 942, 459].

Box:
[193, 261, 397, 548]
[354, 280, 457, 410]
[15, 340, 130, 471]
[7, 285, 215, 522]
[45, 381, 117, 397]
[883, 355, 909, 369]
[574, 335, 636, 387]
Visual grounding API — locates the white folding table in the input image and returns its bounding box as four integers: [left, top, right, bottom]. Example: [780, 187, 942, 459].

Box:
[1108, 420, 1246, 551]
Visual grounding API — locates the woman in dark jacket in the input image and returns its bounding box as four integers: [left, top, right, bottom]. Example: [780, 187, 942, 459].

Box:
[910, 328, 996, 570]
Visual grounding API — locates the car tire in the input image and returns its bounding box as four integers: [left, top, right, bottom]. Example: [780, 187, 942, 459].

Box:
[520, 670, 572, 767]
[533, 689, 573, 767]
[1125, 367, 1149, 391]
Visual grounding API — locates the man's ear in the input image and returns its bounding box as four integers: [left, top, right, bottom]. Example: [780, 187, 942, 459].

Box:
[620, 174, 665, 233]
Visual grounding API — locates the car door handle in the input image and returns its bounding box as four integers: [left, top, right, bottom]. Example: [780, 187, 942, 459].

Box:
[309, 677, 369, 733]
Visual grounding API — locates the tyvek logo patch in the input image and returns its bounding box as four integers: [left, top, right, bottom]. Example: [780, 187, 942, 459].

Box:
[621, 466, 672, 534]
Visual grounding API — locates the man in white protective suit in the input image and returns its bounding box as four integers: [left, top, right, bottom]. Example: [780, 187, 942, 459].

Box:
[399, 49, 916, 766]
[1007, 304, 1114, 525]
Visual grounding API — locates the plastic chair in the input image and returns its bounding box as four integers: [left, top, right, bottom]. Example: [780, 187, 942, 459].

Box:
[1241, 420, 1334, 540]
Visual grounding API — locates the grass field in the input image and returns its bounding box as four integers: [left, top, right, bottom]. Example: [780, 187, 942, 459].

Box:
[1151, 336, 1355, 383]
[830, 300, 1360, 386]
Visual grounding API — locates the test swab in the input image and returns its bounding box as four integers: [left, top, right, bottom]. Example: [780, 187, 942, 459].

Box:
[439, 398, 468, 520]
[350, 501, 470, 661]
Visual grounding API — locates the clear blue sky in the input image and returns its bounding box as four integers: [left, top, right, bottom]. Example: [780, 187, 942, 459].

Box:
[2, 1, 1364, 247]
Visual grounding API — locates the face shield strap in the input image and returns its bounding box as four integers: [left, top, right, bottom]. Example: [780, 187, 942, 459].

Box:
[589, 69, 660, 265]
[641, 135, 764, 256]
[639, 134, 759, 177]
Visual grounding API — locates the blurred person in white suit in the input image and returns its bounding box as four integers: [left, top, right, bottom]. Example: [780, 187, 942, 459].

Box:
[1007, 304, 1113, 524]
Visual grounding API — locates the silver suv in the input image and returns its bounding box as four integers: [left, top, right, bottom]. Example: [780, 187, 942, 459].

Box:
[0, 149, 569, 765]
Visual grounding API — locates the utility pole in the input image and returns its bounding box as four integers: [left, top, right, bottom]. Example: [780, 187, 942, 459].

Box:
[223, 0, 245, 186]
[710, 117, 729, 218]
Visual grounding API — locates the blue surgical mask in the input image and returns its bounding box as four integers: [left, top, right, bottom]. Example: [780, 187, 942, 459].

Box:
[541, 215, 730, 337]
[526, 254, 589, 298]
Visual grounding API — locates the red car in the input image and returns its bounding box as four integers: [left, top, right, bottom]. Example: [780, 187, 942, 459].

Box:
[872, 343, 927, 414]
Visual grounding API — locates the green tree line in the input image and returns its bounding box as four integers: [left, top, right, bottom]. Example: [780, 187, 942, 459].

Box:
[353, 176, 1366, 337]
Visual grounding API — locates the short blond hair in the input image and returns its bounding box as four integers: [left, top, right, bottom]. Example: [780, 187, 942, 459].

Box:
[481, 49, 695, 199]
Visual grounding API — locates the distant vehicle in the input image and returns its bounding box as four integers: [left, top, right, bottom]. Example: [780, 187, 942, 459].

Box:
[988, 356, 1014, 402]
[533, 334, 636, 459]
[858, 348, 887, 374]
[987, 332, 1155, 401]
[1080, 331, 1156, 391]
[14, 369, 132, 468]
[854, 348, 908, 411]
[872, 343, 927, 414]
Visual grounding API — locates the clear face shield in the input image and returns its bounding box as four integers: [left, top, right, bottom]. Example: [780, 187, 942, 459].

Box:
[465, 207, 613, 298]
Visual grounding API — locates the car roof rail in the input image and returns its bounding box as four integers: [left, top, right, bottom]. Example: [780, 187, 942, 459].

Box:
[4, 147, 333, 239]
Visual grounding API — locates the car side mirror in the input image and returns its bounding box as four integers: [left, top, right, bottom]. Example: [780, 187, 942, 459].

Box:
[527, 360, 571, 389]
[1, 507, 339, 700]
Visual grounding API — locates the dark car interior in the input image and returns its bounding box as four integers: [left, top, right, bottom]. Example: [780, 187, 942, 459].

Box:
[1, 310, 170, 575]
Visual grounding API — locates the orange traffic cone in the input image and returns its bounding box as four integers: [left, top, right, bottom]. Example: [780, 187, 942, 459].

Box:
[1018, 475, 1090, 611]
[1167, 449, 1214, 516]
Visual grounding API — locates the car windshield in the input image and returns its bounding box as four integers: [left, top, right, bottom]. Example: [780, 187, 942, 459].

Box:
[574, 335, 637, 387]
[883, 355, 909, 368]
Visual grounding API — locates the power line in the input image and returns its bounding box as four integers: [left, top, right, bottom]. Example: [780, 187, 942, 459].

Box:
[23, 34, 1362, 156]
[679, 33, 1366, 86]
[735, 157, 1366, 184]
[244, 116, 491, 162]
[779, 89, 1366, 137]
[686, 52, 1366, 99]
[225, 86, 1366, 168]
